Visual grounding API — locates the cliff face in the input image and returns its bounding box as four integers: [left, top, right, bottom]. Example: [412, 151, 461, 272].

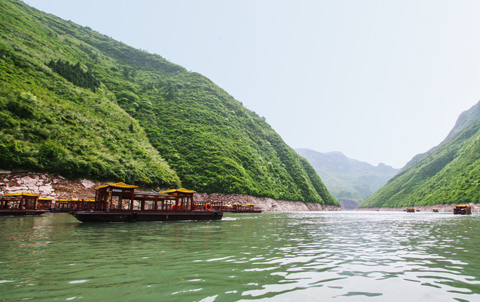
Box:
[0, 173, 97, 200]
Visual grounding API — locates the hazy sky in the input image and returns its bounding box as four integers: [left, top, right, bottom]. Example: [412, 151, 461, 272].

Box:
[26, 0, 480, 168]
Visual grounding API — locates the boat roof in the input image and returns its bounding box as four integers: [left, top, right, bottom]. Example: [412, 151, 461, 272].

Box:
[160, 188, 196, 194]
[38, 198, 53, 201]
[4, 192, 39, 198]
[56, 198, 80, 202]
[96, 182, 138, 189]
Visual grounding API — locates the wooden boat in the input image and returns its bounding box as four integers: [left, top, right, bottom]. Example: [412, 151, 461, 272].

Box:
[406, 208, 415, 213]
[54, 198, 80, 212]
[38, 198, 54, 211]
[0, 193, 49, 216]
[53, 198, 97, 212]
[71, 183, 223, 222]
[432, 209, 439, 212]
[453, 205, 472, 215]
[230, 202, 263, 213]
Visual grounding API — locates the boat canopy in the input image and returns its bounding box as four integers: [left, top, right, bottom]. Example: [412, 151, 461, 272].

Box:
[4, 192, 39, 197]
[56, 198, 80, 202]
[96, 182, 138, 189]
[38, 198, 53, 201]
[160, 188, 196, 194]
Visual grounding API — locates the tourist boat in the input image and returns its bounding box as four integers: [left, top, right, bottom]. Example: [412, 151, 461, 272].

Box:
[231, 202, 263, 213]
[453, 205, 472, 215]
[406, 208, 415, 213]
[38, 198, 54, 211]
[53, 198, 96, 212]
[432, 208, 439, 212]
[0, 193, 49, 216]
[71, 182, 223, 222]
[54, 198, 80, 212]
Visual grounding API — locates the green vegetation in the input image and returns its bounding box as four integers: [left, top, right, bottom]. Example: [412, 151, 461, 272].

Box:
[0, 0, 337, 204]
[360, 101, 480, 207]
[47, 59, 100, 92]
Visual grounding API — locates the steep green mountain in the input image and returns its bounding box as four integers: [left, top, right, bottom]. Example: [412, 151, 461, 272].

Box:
[360, 101, 480, 207]
[0, 0, 337, 204]
[401, 101, 480, 172]
[296, 149, 398, 209]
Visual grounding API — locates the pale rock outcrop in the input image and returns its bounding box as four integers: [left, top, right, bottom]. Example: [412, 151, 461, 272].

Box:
[194, 193, 341, 211]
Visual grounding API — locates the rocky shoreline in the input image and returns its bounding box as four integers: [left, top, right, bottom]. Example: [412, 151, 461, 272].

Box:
[195, 193, 341, 211]
[0, 172, 341, 212]
[357, 203, 480, 213]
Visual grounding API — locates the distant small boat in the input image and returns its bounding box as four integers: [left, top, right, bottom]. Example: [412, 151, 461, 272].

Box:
[406, 208, 415, 213]
[230, 202, 263, 213]
[432, 209, 439, 212]
[453, 205, 472, 215]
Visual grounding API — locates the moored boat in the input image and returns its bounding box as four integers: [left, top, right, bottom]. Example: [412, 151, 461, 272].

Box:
[53, 198, 97, 212]
[406, 208, 415, 213]
[38, 197, 54, 212]
[54, 198, 80, 212]
[71, 183, 223, 222]
[453, 205, 472, 215]
[0, 193, 49, 216]
[231, 202, 263, 213]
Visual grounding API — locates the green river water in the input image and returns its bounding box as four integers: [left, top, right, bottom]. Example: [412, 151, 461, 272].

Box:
[1, 211, 479, 301]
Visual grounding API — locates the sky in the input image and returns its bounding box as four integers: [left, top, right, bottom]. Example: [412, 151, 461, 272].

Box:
[25, 0, 480, 168]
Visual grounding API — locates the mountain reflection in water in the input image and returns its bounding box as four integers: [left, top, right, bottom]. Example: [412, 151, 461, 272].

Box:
[0, 211, 479, 301]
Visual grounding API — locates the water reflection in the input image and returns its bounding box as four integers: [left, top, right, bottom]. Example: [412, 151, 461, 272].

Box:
[0, 212, 479, 301]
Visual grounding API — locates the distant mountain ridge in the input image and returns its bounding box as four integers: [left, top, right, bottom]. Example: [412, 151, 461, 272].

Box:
[296, 149, 399, 209]
[360, 100, 480, 208]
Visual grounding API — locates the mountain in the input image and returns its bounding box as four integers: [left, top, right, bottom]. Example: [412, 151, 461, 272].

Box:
[360, 100, 480, 208]
[0, 0, 337, 205]
[400, 101, 480, 172]
[296, 149, 398, 209]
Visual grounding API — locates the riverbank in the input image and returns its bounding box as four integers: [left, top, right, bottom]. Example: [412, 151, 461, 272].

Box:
[0, 172, 340, 211]
[195, 193, 341, 211]
[357, 203, 480, 213]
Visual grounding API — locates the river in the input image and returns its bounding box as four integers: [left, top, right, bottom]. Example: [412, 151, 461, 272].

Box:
[1, 211, 479, 301]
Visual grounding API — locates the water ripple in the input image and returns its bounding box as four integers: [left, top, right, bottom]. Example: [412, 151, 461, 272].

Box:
[0, 212, 480, 301]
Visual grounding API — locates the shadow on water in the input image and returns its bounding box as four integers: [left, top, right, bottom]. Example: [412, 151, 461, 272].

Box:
[0, 212, 479, 301]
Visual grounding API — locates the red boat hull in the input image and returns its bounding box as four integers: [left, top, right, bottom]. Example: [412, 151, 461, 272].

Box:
[0, 210, 49, 216]
[73, 210, 223, 222]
